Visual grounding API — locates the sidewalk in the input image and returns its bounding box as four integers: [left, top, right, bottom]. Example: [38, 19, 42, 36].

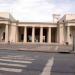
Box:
[0, 43, 73, 53]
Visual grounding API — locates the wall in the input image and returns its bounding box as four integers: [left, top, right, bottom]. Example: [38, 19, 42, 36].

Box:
[9, 23, 17, 43]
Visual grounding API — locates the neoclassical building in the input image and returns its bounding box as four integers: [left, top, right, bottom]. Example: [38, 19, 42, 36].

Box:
[0, 12, 75, 45]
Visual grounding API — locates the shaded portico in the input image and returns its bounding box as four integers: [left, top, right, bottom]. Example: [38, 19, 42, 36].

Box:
[16, 26, 57, 44]
[67, 26, 75, 44]
[0, 23, 9, 43]
[59, 20, 75, 45]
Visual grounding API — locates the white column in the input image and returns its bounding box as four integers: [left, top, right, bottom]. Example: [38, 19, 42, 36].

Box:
[48, 27, 51, 43]
[15, 26, 18, 42]
[67, 26, 71, 44]
[40, 27, 43, 43]
[59, 24, 64, 44]
[5, 24, 8, 43]
[24, 27, 27, 43]
[32, 27, 35, 43]
[15, 22, 19, 43]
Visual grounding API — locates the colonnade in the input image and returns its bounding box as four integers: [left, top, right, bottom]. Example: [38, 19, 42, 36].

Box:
[23, 27, 52, 43]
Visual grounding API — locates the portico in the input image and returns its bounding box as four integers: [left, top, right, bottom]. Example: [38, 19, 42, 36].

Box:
[0, 23, 9, 43]
[0, 12, 75, 45]
[16, 26, 57, 44]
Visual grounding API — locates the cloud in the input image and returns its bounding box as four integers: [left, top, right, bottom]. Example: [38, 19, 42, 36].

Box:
[10, 0, 54, 22]
[0, 0, 75, 22]
[0, 0, 16, 3]
[0, 0, 17, 12]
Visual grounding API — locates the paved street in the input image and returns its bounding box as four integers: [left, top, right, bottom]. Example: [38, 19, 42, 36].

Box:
[0, 50, 74, 75]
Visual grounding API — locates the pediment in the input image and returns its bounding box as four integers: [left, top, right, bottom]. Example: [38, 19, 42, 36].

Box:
[68, 19, 75, 21]
[0, 17, 9, 21]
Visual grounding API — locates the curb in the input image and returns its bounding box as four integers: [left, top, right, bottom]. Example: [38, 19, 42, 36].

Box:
[0, 48, 74, 54]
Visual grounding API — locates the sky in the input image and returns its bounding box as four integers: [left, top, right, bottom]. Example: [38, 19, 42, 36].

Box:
[0, 0, 75, 22]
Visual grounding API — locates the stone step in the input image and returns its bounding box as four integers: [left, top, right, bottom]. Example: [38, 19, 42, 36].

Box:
[0, 43, 73, 52]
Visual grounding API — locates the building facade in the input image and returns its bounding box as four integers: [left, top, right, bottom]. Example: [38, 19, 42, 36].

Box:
[0, 12, 75, 45]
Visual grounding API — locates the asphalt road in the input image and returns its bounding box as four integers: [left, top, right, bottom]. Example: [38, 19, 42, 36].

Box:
[0, 50, 74, 75]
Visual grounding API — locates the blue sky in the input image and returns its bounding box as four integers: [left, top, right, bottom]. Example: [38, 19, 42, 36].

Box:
[0, 0, 75, 22]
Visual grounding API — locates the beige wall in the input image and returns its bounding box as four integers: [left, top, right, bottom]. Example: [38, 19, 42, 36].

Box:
[18, 23, 57, 27]
[0, 12, 9, 19]
[9, 23, 17, 43]
[66, 14, 75, 21]
[0, 12, 15, 21]
[59, 14, 75, 23]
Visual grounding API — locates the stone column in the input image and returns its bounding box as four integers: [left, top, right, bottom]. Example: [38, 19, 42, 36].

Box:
[15, 26, 18, 42]
[32, 27, 35, 43]
[15, 22, 19, 43]
[40, 27, 43, 43]
[67, 26, 71, 44]
[5, 24, 8, 43]
[48, 27, 51, 43]
[59, 24, 64, 44]
[24, 27, 27, 43]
